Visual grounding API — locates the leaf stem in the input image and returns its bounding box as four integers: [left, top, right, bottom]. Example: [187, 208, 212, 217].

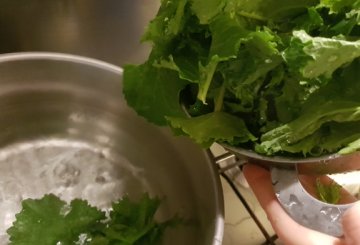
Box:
[214, 82, 226, 112]
[197, 59, 218, 104]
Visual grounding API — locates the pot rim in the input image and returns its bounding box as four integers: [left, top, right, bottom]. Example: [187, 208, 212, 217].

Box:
[0, 51, 225, 245]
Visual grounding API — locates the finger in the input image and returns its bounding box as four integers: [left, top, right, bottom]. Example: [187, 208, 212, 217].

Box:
[243, 164, 344, 245]
[342, 201, 360, 245]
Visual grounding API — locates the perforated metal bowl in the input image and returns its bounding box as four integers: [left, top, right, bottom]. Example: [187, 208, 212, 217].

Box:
[223, 144, 359, 237]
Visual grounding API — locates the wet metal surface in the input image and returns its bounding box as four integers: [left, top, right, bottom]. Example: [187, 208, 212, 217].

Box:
[0, 53, 224, 245]
[271, 167, 353, 237]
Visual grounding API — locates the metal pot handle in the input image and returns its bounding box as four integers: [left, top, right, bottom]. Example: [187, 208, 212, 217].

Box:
[271, 167, 353, 237]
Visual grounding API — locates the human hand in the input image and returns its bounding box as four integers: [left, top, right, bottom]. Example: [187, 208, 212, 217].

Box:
[243, 164, 360, 245]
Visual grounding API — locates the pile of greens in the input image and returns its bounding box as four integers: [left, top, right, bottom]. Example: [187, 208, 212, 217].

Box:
[7, 194, 180, 245]
[123, 0, 360, 157]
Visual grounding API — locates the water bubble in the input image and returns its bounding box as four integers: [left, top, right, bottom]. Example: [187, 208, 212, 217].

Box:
[95, 176, 106, 183]
[53, 163, 81, 187]
[0, 139, 147, 240]
[95, 170, 113, 184]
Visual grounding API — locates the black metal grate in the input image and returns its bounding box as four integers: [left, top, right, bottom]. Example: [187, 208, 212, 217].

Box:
[208, 150, 280, 245]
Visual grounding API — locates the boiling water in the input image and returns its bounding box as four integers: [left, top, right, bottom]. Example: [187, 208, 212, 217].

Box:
[0, 139, 149, 244]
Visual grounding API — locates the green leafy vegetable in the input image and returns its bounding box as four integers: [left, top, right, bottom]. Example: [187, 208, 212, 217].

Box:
[284, 30, 360, 78]
[123, 0, 360, 157]
[7, 194, 105, 245]
[316, 178, 342, 204]
[319, 0, 359, 14]
[167, 112, 256, 147]
[96, 194, 181, 245]
[123, 63, 188, 125]
[7, 194, 180, 245]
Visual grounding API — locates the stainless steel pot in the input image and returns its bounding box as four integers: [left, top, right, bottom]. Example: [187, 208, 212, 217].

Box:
[0, 0, 356, 239]
[0, 52, 224, 245]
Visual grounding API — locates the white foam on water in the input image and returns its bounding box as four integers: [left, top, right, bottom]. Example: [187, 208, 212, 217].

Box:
[0, 139, 148, 243]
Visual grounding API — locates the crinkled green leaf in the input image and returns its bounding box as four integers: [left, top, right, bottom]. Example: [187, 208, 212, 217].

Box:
[100, 194, 181, 245]
[167, 112, 256, 147]
[190, 0, 225, 24]
[220, 29, 283, 111]
[208, 14, 249, 59]
[330, 13, 359, 35]
[284, 30, 360, 78]
[196, 13, 250, 103]
[8, 194, 180, 245]
[256, 0, 319, 21]
[270, 58, 360, 156]
[142, 0, 189, 44]
[123, 0, 360, 157]
[276, 121, 360, 156]
[322, 123, 360, 153]
[123, 63, 188, 125]
[224, 0, 318, 22]
[292, 7, 324, 32]
[339, 138, 360, 154]
[7, 194, 105, 245]
[319, 0, 359, 14]
[259, 100, 360, 155]
[155, 54, 199, 83]
[320, 2, 360, 36]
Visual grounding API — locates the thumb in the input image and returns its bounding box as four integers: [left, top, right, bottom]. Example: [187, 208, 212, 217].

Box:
[342, 201, 360, 245]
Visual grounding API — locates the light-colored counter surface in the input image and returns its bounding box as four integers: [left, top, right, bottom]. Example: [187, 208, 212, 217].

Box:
[211, 144, 281, 245]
